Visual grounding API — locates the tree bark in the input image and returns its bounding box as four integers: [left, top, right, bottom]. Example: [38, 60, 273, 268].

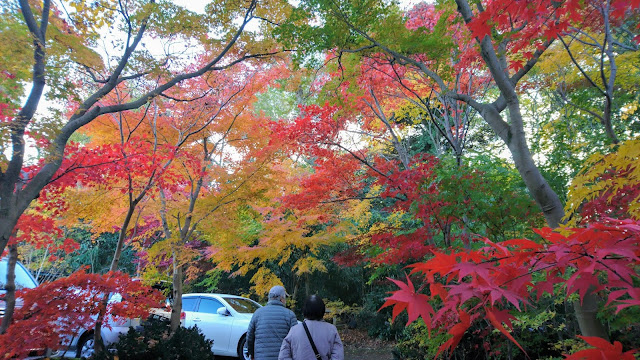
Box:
[170, 252, 184, 332]
[573, 290, 609, 340]
[452, 0, 608, 340]
[92, 199, 139, 353]
[0, 244, 18, 334]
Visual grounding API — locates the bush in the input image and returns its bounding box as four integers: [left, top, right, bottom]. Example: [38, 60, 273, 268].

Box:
[335, 281, 405, 340]
[108, 318, 215, 360]
[391, 306, 572, 360]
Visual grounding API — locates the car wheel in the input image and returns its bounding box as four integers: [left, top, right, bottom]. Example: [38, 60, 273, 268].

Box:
[76, 332, 98, 359]
[237, 334, 250, 360]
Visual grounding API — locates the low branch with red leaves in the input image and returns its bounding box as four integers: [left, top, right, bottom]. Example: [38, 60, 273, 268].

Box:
[381, 218, 640, 358]
[0, 270, 163, 359]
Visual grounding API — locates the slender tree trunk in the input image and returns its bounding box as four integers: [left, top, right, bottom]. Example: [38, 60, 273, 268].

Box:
[451, 0, 608, 338]
[502, 104, 607, 338]
[0, 244, 18, 334]
[502, 112, 564, 228]
[305, 273, 310, 297]
[93, 202, 138, 353]
[170, 251, 184, 332]
[480, 97, 608, 339]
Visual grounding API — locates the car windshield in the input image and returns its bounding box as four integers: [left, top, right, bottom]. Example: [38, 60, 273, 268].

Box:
[223, 297, 261, 314]
[0, 260, 37, 290]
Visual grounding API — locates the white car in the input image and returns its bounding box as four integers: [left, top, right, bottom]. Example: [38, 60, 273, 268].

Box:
[182, 293, 262, 359]
[59, 292, 144, 358]
[0, 259, 42, 357]
[0, 258, 39, 317]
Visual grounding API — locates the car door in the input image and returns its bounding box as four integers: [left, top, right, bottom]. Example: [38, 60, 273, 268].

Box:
[193, 297, 234, 355]
[182, 296, 200, 329]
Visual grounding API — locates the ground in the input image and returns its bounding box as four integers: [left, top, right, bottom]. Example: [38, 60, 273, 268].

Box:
[340, 328, 395, 360]
[216, 328, 395, 360]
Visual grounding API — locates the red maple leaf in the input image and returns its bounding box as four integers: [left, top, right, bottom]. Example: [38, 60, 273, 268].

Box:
[380, 276, 434, 326]
[436, 310, 471, 358]
[466, 11, 492, 40]
[565, 336, 636, 359]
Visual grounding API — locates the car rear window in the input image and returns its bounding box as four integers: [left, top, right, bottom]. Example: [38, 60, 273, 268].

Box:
[0, 260, 37, 290]
[223, 297, 261, 314]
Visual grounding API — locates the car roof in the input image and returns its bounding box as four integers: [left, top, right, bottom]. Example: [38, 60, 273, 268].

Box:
[183, 293, 250, 299]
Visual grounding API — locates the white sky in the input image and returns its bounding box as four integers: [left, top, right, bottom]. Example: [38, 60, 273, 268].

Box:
[173, 0, 423, 14]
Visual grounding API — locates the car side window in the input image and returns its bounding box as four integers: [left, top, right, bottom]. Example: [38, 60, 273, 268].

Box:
[182, 297, 198, 312]
[197, 298, 224, 314]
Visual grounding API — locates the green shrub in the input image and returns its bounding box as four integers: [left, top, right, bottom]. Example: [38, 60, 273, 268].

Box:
[110, 318, 215, 360]
[355, 286, 407, 340]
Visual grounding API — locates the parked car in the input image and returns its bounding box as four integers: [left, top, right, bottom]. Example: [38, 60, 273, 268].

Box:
[182, 293, 262, 359]
[0, 258, 39, 319]
[60, 292, 143, 358]
[63, 293, 183, 358]
[0, 258, 44, 356]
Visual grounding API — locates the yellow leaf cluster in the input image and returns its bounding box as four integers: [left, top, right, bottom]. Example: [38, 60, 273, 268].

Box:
[250, 268, 283, 296]
[621, 102, 639, 121]
[565, 138, 640, 224]
[293, 256, 327, 276]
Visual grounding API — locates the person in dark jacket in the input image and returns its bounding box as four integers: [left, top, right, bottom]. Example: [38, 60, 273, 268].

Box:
[278, 295, 344, 360]
[247, 285, 298, 360]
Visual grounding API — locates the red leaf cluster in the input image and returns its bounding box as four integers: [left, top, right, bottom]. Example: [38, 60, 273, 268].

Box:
[0, 270, 163, 358]
[565, 336, 636, 359]
[383, 218, 640, 357]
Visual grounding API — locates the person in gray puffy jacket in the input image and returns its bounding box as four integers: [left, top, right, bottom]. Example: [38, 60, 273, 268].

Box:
[247, 285, 298, 360]
[278, 295, 344, 360]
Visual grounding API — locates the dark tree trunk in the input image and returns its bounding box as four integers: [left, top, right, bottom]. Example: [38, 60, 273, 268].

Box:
[170, 255, 184, 332]
[0, 244, 19, 334]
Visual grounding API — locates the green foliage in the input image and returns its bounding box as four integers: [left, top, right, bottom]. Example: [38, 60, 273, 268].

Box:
[354, 280, 407, 339]
[323, 299, 360, 326]
[63, 229, 138, 275]
[449, 154, 545, 242]
[0, 10, 31, 104]
[392, 305, 573, 360]
[111, 318, 215, 360]
[190, 269, 223, 293]
[275, 0, 399, 64]
[254, 86, 298, 120]
[392, 320, 450, 360]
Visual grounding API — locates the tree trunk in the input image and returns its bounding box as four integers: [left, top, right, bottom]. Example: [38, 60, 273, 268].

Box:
[0, 244, 18, 334]
[503, 115, 564, 228]
[573, 291, 609, 340]
[93, 202, 138, 353]
[480, 97, 609, 339]
[170, 251, 184, 332]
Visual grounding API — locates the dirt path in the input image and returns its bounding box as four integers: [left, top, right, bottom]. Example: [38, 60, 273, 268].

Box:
[340, 328, 395, 360]
[216, 329, 395, 360]
[344, 345, 395, 360]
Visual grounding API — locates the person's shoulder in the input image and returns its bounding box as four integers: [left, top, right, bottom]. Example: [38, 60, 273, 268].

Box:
[285, 307, 296, 315]
[252, 305, 269, 316]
